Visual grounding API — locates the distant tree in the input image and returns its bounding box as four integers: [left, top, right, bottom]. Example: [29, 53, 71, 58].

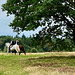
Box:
[14, 35, 20, 39]
[22, 34, 26, 40]
[0, 36, 12, 50]
[21, 34, 26, 44]
[25, 37, 32, 46]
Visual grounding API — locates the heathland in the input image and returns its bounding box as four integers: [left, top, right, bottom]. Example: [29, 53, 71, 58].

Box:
[0, 52, 75, 75]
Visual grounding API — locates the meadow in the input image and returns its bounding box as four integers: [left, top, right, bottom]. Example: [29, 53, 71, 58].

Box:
[0, 52, 75, 75]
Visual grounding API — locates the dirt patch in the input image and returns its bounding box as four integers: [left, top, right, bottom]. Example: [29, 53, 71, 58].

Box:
[33, 63, 57, 67]
[0, 53, 6, 55]
[33, 63, 75, 72]
[57, 67, 75, 72]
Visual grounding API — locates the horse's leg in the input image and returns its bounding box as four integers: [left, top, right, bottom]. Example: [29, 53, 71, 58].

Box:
[15, 50, 18, 55]
[9, 46, 13, 55]
[19, 52, 20, 55]
[10, 50, 12, 55]
[7, 47, 9, 54]
[24, 50, 26, 55]
[9, 50, 13, 55]
[15, 49, 18, 55]
[22, 48, 26, 55]
[15, 52, 16, 55]
[12, 50, 16, 55]
[9, 50, 12, 55]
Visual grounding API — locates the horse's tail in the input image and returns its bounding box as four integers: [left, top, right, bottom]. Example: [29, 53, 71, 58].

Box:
[23, 47, 26, 55]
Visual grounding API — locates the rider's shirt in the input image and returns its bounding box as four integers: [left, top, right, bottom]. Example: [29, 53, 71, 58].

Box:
[11, 40, 15, 45]
[16, 40, 19, 44]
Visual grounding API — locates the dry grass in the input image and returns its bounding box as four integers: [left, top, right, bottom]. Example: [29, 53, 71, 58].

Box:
[0, 52, 75, 75]
[23, 66, 75, 75]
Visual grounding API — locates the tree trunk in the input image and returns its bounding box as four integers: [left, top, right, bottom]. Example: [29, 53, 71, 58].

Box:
[73, 30, 75, 44]
[73, 16, 75, 44]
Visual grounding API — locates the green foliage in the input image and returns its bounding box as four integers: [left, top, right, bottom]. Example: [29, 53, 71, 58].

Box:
[3, 46, 7, 53]
[0, 35, 45, 52]
[1, 0, 75, 51]
[0, 34, 75, 52]
[50, 38, 75, 52]
[31, 48, 37, 53]
[0, 36, 12, 50]
[36, 46, 44, 52]
[2, 0, 75, 40]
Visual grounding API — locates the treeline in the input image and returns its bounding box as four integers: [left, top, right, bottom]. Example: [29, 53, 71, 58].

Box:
[0, 35, 75, 53]
[0, 35, 44, 53]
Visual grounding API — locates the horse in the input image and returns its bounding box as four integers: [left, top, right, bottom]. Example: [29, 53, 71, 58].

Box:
[10, 43, 20, 55]
[12, 45, 26, 55]
[19, 45, 26, 55]
[5, 43, 26, 55]
[5, 42, 20, 55]
[5, 43, 11, 54]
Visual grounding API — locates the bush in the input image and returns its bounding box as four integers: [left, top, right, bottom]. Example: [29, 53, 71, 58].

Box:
[31, 48, 38, 53]
[3, 46, 7, 53]
[36, 46, 44, 52]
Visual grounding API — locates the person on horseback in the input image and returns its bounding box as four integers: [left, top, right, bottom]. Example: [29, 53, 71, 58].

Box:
[9, 39, 15, 52]
[16, 39, 19, 45]
[10, 39, 15, 45]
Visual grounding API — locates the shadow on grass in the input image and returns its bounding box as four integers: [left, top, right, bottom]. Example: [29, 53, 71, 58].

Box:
[28, 56, 75, 60]
[27, 56, 75, 68]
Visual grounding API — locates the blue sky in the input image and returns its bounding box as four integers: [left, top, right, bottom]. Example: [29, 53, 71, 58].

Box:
[0, 0, 41, 37]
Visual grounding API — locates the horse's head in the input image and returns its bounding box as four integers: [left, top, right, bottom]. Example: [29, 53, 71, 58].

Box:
[5, 43, 11, 47]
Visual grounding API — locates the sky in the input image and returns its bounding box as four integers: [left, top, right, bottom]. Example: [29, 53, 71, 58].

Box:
[0, 0, 41, 37]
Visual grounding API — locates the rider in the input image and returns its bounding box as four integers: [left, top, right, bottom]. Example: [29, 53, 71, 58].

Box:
[15, 38, 19, 45]
[9, 39, 15, 52]
[10, 39, 15, 45]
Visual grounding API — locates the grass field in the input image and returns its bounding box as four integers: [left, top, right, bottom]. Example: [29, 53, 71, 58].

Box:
[0, 52, 75, 75]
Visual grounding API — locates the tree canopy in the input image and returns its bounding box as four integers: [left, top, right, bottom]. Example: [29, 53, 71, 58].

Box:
[2, 0, 75, 43]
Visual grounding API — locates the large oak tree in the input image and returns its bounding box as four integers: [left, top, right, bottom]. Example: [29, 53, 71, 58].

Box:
[2, 0, 75, 43]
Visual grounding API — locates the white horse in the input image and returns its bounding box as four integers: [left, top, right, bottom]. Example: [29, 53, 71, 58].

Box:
[5, 42, 20, 55]
[5, 43, 11, 54]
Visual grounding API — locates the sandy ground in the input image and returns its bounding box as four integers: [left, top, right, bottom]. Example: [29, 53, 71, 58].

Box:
[0, 52, 75, 56]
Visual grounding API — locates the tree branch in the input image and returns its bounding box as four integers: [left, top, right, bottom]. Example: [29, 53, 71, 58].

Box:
[61, 13, 73, 28]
